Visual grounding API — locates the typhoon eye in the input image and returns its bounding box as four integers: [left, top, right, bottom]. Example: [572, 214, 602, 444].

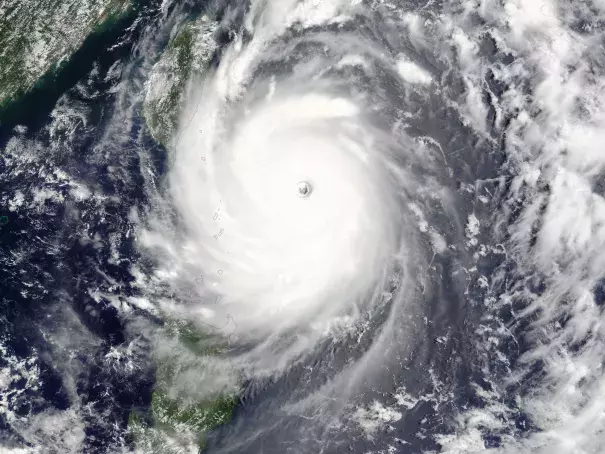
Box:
[297, 181, 312, 198]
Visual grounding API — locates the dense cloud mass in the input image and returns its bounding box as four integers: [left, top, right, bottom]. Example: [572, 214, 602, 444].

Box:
[146, 50, 435, 376]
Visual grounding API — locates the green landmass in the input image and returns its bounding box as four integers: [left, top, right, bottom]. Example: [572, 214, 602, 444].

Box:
[128, 319, 239, 453]
[143, 15, 218, 147]
[0, 0, 131, 108]
[133, 14, 230, 452]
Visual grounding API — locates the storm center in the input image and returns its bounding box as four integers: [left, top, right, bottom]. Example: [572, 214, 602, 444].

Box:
[297, 181, 312, 198]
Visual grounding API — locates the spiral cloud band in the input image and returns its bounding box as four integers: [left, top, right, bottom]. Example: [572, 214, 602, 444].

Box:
[147, 2, 440, 377]
[174, 91, 406, 359]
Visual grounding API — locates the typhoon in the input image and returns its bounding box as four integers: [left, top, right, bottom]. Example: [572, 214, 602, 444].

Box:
[158, 48, 428, 372]
[1, 0, 605, 453]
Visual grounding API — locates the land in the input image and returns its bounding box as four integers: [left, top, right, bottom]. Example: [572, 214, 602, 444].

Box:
[131, 17, 237, 452]
[128, 319, 239, 453]
[0, 0, 131, 109]
[143, 15, 218, 147]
